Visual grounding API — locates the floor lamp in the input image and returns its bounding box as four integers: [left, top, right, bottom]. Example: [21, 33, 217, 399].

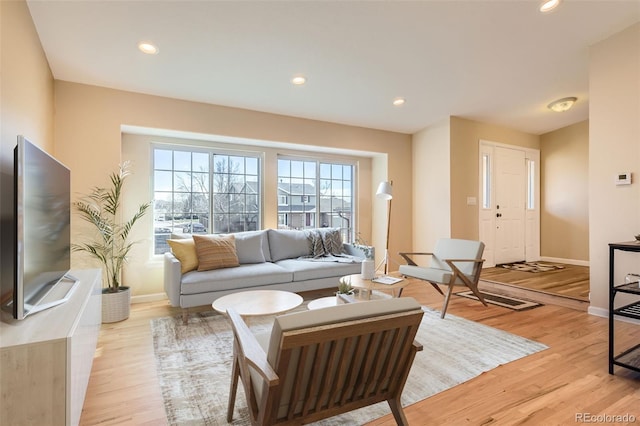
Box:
[376, 181, 393, 275]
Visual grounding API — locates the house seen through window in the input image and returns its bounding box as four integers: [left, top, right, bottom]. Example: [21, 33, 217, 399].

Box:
[277, 157, 354, 243]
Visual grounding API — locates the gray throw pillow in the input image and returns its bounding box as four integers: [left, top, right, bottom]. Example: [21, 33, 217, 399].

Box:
[306, 230, 326, 258]
[319, 228, 344, 256]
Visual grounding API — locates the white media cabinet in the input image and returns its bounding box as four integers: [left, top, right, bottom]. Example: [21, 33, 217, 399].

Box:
[0, 269, 101, 425]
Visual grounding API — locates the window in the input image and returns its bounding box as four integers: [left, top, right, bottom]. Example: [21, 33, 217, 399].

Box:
[527, 159, 535, 210]
[482, 153, 491, 209]
[277, 157, 354, 242]
[152, 146, 261, 254]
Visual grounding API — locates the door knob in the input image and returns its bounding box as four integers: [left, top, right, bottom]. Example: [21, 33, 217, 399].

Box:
[496, 213, 502, 218]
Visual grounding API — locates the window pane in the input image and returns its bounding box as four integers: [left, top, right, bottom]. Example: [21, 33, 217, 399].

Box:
[278, 159, 290, 176]
[304, 162, 316, 178]
[482, 154, 491, 209]
[174, 151, 191, 171]
[246, 157, 258, 175]
[154, 149, 172, 170]
[527, 160, 535, 210]
[291, 161, 304, 178]
[154, 171, 172, 191]
[193, 152, 209, 172]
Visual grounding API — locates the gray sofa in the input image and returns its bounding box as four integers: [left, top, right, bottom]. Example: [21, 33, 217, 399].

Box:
[164, 228, 367, 322]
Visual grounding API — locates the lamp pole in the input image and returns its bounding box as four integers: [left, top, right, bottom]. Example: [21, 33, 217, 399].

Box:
[375, 181, 393, 275]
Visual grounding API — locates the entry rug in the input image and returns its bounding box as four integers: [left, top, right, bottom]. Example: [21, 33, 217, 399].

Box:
[150, 304, 548, 425]
[456, 290, 542, 311]
[499, 261, 566, 273]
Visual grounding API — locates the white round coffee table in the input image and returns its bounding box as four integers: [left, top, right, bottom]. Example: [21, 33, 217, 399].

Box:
[307, 296, 339, 310]
[212, 290, 303, 321]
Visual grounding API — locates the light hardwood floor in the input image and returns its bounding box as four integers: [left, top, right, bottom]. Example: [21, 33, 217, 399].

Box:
[481, 263, 590, 300]
[80, 283, 640, 425]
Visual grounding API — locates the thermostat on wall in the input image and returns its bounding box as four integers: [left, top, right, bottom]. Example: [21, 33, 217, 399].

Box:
[615, 172, 632, 185]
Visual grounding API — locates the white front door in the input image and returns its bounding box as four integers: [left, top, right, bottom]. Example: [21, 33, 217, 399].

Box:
[494, 147, 526, 264]
[479, 141, 539, 267]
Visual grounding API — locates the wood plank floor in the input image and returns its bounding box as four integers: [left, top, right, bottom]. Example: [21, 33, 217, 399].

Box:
[80, 283, 640, 426]
[481, 263, 590, 301]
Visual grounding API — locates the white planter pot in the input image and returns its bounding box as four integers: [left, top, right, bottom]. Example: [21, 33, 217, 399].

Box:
[361, 259, 375, 279]
[101, 287, 131, 323]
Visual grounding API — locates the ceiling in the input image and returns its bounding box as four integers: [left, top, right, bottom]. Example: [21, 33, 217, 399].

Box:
[27, 1, 640, 135]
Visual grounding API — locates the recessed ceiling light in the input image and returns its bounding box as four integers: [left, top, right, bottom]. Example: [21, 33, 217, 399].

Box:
[291, 76, 306, 85]
[138, 42, 159, 55]
[539, 0, 560, 13]
[392, 97, 405, 107]
[547, 96, 577, 112]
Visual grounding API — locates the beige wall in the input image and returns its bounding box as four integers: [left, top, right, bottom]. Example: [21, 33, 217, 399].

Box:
[411, 118, 451, 251]
[449, 117, 540, 240]
[54, 81, 412, 296]
[588, 23, 640, 313]
[0, 0, 54, 296]
[540, 121, 589, 262]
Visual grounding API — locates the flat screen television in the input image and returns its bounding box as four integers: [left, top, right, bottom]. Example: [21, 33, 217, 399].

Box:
[9, 136, 76, 320]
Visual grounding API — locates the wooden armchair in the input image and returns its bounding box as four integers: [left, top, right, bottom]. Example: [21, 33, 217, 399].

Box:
[399, 238, 486, 318]
[226, 298, 424, 425]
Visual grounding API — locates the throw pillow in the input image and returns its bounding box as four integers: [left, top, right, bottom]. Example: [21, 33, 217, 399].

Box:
[306, 230, 326, 258]
[319, 228, 344, 256]
[232, 231, 266, 264]
[193, 234, 240, 271]
[167, 238, 199, 274]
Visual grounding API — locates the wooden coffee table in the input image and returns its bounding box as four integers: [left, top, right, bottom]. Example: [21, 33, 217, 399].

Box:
[212, 290, 303, 323]
[342, 271, 415, 299]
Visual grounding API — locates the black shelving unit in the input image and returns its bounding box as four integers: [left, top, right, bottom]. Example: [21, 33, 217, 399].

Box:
[608, 241, 640, 375]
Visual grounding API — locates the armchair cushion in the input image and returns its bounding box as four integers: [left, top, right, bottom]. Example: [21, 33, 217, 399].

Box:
[429, 238, 484, 275]
[267, 298, 421, 366]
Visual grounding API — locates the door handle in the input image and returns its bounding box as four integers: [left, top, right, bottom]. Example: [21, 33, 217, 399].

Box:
[496, 213, 502, 218]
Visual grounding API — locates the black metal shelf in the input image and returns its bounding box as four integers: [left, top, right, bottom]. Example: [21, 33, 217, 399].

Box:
[612, 343, 640, 373]
[608, 242, 640, 375]
[613, 300, 640, 320]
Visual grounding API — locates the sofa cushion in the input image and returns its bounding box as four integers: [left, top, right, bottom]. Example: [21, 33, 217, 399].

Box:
[193, 234, 240, 271]
[180, 263, 293, 294]
[167, 238, 199, 273]
[268, 229, 312, 261]
[275, 258, 361, 281]
[233, 230, 267, 264]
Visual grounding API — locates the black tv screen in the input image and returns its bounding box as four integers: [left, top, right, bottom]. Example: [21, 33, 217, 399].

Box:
[12, 136, 71, 319]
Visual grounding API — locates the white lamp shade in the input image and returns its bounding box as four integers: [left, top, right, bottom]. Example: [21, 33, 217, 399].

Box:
[376, 181, 393, 200]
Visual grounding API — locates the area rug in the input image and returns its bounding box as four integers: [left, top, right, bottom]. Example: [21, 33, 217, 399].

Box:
[456, 290, 542, 311]
[151, 304, 548, 425]
[499, 261, 565, 273]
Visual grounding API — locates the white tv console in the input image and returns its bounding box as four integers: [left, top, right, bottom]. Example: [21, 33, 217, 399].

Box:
[0, 269, 101, 426]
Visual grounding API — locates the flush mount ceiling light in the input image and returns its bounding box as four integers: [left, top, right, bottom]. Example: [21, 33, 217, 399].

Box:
[291, 76, 306, 85]
[547, 96, 577, 112]
[539, 0, 561, 13]
[392, 97, 405, 107]
[138, 41, 159, 55]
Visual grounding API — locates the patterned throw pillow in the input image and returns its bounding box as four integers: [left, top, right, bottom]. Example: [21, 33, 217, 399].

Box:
[167, 238, 199, 273]
[320, 228, 344, 256]
[193, 234, 240, 271]
[306, 230, 326, 258]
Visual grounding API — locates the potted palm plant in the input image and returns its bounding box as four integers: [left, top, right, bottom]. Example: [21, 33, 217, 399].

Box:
[72, 161, 150, 323]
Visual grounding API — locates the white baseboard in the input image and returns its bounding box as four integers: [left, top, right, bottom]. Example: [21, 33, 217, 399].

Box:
[587, 306, 608, 318]
[539, 256, 589, 267]
[131, 293, 168, 304]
